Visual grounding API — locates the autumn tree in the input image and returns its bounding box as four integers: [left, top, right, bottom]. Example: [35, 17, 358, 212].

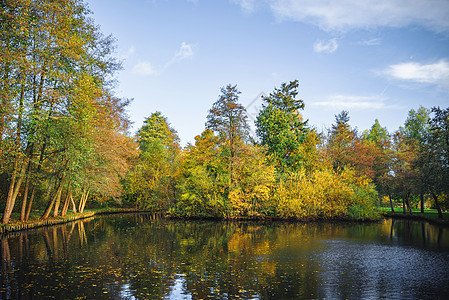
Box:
[205, 84, 250, 185]
[123, 112, 181, 212]
[323, 111, 374, 179]
[0, 0, 129, 223]
[176, 129, 226, 217]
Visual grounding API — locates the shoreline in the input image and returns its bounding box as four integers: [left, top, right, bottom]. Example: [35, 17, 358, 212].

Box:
[383, 212, 449, 227]
[0, 208, 144, 235]
[2, 209, 447, 235]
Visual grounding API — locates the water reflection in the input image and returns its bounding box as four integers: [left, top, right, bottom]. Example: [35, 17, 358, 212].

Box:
[1, 215, 449, 299]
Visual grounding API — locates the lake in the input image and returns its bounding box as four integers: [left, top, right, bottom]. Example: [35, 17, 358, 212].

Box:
[1, 214, 449, 299]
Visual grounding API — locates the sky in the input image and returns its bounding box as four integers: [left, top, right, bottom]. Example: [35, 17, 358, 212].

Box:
[86, 0, 449, 145]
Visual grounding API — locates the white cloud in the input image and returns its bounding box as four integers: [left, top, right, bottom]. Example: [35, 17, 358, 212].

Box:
[358, 38, 381, 46]
[312, 94, 397, 110]
[385, 59, 449, 90]
[231, 0, 258, 13]
[132, 61, 157, 76]
[269, 0, 449, 32]
[173, 42, 194, 62]
[313, 38, 338, 53]
[164, 42, 195, 69]
[118, 46, 135, 60]
[132, 43, 194, 76]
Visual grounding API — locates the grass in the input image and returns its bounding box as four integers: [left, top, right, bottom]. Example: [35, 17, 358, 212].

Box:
[380, 207, 449, 225]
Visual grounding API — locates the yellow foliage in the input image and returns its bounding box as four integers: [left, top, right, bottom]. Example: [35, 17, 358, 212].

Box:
[274, 166, 379, 220]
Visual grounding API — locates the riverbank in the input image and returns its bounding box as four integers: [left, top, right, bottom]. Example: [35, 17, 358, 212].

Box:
[2, 207, 448, 235]
[381, 208, 449, 227]
[0, 208, 143, 234]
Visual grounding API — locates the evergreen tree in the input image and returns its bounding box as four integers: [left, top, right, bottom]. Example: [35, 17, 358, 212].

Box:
[256, 80, 308, 172]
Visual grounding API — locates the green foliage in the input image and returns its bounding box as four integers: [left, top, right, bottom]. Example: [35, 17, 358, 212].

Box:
[363, 119, 389, 146]
[137, 112, 179, 153]
[400, 106, 431, 144]
[123, 112, 181, 212]
[0, 0, 136, 223]
[256, 80, 308, 172]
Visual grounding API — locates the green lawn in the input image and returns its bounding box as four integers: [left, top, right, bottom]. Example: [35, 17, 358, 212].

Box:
[380, 207, 449, 220]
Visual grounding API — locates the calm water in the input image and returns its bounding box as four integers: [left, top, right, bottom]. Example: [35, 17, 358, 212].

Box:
[1, 214, 449, 299]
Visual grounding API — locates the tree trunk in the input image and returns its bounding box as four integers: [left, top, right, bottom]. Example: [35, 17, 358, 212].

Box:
[405, 193, 412, 215]
[2, 161, 19, 224]
[420, 192, 425, 214]
[25, 186, 36, 222]
[60, 188, 71, 217]
[70, 193, 77, 213]
[41, 179, 62, 220]
[389, 194, 395, 213]
[24, 141, 47, 222]
[41, 194, 56, 221]
[20, 172, 31, 222]
[2, 156, 30, 224]
[431, 192, 443, 219]
[79, 189, 89, 213]
[51, 187, 63, 218]
[2, 75, 29, 224]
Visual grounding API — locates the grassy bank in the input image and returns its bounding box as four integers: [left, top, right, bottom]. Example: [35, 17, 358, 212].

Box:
[380, 207, 449, 226]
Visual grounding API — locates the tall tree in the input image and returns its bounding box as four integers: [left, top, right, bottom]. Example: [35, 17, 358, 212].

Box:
[1, 0, 124, 223]
[256, 80, 308, 172]
[389, 132, 419, 214]
[401, 106, 431, 212]
[401, 106, 431, 143]
[362, 119, 391, 205]
[324, 111, 376, 179]
[420, 107, 449, 218]
[123, 112, 181, 211]
[205, 84, 249, 184]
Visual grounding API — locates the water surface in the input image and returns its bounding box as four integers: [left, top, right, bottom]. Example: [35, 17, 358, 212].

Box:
[1, 214, 449, 299]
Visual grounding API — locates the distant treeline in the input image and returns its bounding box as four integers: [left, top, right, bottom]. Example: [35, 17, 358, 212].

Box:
[1, 0, 448, 224]
[121, 82, 448, 220]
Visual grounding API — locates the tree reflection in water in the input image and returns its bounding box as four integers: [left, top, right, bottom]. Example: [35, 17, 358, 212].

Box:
[1, 214, 448, 299]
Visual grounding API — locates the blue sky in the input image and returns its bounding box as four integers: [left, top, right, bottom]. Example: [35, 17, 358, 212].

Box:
[87, 0, 449, 145]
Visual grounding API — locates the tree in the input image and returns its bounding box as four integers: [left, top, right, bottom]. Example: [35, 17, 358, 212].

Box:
[400, 106, 431, 213]
[178, 129, 276, 218]
[0, 0, 125, 223]
[323, 111, 379, 186]
[325, 111, 354, 171]
[401, 106, 431, 143]
[256, 80, 308, 172]
[362, 119, 391, 206]
[205, 84, 250, 185]
[419, 107, 449, 218]
[389, 132, 420, 214]
[123, 112, 181, 212]
[177, 129, 226, 217]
